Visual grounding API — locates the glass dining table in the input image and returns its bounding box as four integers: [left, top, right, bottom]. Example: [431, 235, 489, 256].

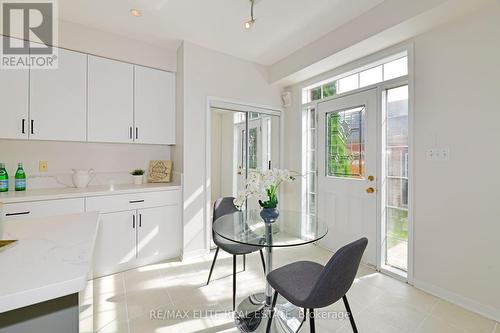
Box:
[213, 209, 328, 333]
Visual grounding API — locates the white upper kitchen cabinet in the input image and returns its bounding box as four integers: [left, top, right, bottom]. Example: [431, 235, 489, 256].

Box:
[88, 55, 134, 143]
[0, 36, 29, 140]
[134, 66, 176, 145]
[29, 48, 87, 141]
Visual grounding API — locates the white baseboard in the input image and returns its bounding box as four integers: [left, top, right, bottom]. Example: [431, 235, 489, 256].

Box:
[181, 248, 209, 261]
[413, 279, 500, 322]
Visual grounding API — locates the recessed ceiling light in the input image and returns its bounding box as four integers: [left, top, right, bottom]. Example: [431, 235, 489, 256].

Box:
[130, 9, 142, 17]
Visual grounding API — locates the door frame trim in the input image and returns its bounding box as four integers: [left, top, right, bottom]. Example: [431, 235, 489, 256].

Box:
[300, 43, 415, 283]
[205, 97, 284, 253]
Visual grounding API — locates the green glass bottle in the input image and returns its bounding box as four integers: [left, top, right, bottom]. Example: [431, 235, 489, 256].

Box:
[0, 163, 8, 192]
[15, 163, 26, 191]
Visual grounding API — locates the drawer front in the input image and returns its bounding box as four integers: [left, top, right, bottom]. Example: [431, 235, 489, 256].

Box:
[86, 190, 180, 213]
[1, 198, 85, 221]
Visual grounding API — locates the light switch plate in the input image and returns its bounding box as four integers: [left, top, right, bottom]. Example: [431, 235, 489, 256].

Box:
[426, 149, 450, 161]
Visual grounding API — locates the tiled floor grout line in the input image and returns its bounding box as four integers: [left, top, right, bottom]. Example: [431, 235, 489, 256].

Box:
[412, 299, 441, 333]
[121, 273, 132, 333]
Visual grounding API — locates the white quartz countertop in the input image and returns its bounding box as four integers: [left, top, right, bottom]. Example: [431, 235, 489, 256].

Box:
[0, 212, 100, 313]
[0, 182, 181, 204]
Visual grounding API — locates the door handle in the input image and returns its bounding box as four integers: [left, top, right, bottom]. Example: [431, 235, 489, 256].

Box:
[132, 214, 136, 228]
[129, 126, 133, 140]
[30, 120, 34, 135]
[21, 119, 26, 134]
[366, 187, 375, 194]
[139, 213, 142, 227]
[135, 127, 138, 140]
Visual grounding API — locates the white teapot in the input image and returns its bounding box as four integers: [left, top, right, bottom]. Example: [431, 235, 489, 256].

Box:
[72, 169, 96, 188]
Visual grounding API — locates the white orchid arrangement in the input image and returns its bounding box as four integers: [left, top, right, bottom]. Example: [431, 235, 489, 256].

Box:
[234, 168, 296, 209]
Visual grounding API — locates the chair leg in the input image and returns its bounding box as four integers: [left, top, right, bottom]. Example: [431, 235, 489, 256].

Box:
[266, 291, 279, 333]
[343, 295, 358, 333]
[233, 255, 237, 311]
[243, 254, 246, 271]
[206, 247, 220, 286]
[308, 308, 315, 333]
[259, 249, 266, 274]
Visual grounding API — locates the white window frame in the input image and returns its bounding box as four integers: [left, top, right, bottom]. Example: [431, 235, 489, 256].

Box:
[299, 42, 414, 283]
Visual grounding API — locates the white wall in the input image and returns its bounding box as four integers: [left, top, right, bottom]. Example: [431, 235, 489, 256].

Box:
[0, 140, 170, 188]
[176, 41, 282, 257]
[282, 3, 500, 321]
[2, 20, 177, 71]
[412, 5, 500, 320]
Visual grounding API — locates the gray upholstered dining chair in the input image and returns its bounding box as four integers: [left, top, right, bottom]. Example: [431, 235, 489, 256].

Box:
[206, 197, 266, 310]
[266, 238, 368, 333]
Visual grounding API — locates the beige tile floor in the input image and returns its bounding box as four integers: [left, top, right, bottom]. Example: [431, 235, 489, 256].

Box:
[80, 245, 499, 333]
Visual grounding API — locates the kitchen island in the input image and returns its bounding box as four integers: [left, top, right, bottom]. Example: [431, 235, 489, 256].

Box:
[0, 212, 99, 333]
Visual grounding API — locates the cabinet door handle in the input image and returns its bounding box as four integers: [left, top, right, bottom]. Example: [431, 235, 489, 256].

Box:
[6, 211, 30, 217]
[129, 199, 144, 204]
[132, 214, 136, 228]
[21, 119, 26, 134]
[139, 213, 142, 227]
[30, 120, 34, 135]
[135, 127, 138, 140]
[129, 126, 133, 140]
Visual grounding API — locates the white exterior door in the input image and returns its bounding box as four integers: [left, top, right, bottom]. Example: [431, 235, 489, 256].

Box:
[30, 48, 87, 141]
[134, 66, 175, 145]
[88, 55, 134, 143]
[317, 89, 378, 266]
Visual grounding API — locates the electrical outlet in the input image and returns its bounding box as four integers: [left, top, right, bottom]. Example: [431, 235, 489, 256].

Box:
[39, 161, 48, 172]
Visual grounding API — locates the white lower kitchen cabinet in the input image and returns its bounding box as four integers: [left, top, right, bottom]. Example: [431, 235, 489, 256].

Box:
[88, 189, 182, 278]
[137, 205, 180, 260]
[0, 187, 182, 278]
[0, 198, 85, 221]
[92, 204, 181, 278]
[93, 210, 137, 275]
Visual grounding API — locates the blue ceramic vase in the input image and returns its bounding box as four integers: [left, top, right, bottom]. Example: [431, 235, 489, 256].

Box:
[260, 207, 279, 224]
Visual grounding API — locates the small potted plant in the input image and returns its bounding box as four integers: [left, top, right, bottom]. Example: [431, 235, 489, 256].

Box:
[234, 169, 295, 223]
[130, 169, 145, 185]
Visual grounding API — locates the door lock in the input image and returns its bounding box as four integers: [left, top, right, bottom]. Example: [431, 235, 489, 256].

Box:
[366, 187, 375, 194]
[368, 175, 375, 182]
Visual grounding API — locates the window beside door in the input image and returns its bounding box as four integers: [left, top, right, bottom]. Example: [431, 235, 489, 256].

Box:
[383, 85, 409, 272]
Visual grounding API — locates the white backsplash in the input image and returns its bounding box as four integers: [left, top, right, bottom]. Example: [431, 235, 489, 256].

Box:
[0, 140, 172, 190]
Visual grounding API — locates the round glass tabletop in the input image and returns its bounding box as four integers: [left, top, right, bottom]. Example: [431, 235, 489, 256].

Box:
[213, 209, 328, 248]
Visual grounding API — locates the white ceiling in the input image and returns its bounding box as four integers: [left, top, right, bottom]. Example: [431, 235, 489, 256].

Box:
[58, 0, 385, 66]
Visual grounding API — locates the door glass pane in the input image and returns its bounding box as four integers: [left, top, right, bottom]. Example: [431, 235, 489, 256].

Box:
[248, 127, 258, 169]
[384, 85, 409, 272]
[326, 106, 365, 178]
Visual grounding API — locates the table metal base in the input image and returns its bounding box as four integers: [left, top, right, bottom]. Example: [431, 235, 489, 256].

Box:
[235, 293, 305, 333]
